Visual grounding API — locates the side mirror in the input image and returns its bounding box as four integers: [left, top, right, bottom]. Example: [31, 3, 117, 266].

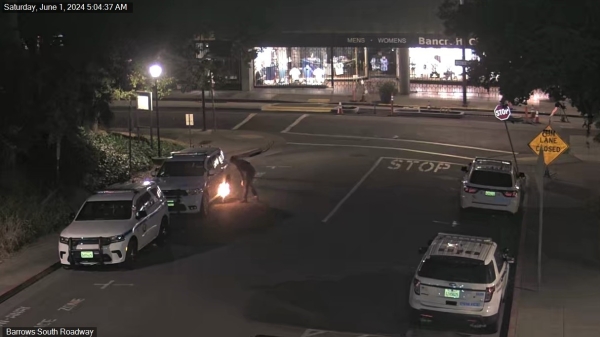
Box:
[505, 256, 515, 264]
[136, 210, 148, 219]
[518, 172, 525, 178]
[461, 166, 468, 172]
[69, 213, 76, 221]
[418, 246, 428, 254]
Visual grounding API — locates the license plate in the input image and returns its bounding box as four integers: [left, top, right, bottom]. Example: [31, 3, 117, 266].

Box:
[444, 289, 460, 299]
[484, 191, 496, 197]
[80, 251, 94, 259]
[167, 200, 175, 207]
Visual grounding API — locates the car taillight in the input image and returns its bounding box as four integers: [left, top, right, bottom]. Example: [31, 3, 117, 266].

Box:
[503, 191, 517, 197]
[484, 286, 495, 302]
[413, 278, 421, 295]
[464, 187, 478, 193]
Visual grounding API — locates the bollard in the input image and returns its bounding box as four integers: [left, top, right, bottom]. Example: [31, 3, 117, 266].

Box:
[534, 110, 540, 123]
[390, 95, 394, 116]
[337, 102, 343, 115]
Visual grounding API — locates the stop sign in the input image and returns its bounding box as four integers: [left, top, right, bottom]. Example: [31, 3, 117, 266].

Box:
[494, 105, 512, 121]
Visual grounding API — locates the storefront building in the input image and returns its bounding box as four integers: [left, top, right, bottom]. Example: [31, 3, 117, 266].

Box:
[247, 32, 483, 95]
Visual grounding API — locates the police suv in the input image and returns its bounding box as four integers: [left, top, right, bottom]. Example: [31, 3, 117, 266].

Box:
[459, 158, 525, 214]
[58, 181, 169, 269]
[152, 147, 227, 216]
[409, 233, 514, 333]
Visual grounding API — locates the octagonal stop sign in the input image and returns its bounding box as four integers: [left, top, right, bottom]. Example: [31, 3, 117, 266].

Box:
[494, 105, 512, 121]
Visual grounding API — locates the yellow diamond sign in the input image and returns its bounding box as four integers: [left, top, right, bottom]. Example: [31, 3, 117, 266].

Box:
[528, 125, 569, 165]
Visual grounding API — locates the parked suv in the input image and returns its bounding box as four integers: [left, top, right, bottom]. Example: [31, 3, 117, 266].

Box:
[153, 147, 227, 216]
[59, 181, 169, 269]
[409, 232, 515, 333]
[460, 157, 525, 214]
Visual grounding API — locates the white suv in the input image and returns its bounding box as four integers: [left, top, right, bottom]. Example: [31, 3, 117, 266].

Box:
[153, 147, 227, 216]
[409, 233, 514, 333]
[460, 158, 525, 214]
[58, 181, 169, 269]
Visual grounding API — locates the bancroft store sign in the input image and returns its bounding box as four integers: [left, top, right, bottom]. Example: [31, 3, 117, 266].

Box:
[258, 33, 478, 48]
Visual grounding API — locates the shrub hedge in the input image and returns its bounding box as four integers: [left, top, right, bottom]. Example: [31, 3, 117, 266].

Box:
[0, 129, 184, 258]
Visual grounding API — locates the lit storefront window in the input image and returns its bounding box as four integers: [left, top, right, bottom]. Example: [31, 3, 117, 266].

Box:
[409, 47, 477, 81]
[254, 47, 328, 86]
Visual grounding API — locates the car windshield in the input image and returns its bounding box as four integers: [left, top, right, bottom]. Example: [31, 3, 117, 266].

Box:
[157, 161, 205, 177]
[76, 201, 133, 221]
[417, 256, 495, 284]
[470, 170, 513, 187]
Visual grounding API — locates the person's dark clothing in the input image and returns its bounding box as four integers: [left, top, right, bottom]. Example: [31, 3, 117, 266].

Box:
[230, 158, 258, 201]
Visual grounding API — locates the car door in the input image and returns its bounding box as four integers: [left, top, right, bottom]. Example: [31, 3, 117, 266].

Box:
[493, 248, 508, 296]
[147, 187, 165, 239]
[134, 192, 153, 248]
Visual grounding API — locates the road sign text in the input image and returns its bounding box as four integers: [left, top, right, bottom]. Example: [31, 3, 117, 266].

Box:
[528, 125, 569, 165]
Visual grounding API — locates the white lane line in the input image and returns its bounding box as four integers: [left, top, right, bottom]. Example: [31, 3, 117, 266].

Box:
[231, 113, 257, 130]
[285, 131, 516, 154]
[381, 156, 463, 166]
[281, 114, 309, 133]
[288, 142, 473, 160]
[322, 157, 383, 223]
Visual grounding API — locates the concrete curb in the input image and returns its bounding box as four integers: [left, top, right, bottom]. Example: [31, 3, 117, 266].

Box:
[0, 262, 61, 305]
[506, 175, 532, 337]
[261, 104, 333, 113]
[391, 109, 465, 119]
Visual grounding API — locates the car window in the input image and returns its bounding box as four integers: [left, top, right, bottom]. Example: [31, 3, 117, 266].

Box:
[157, 161, 205, 177]
[207, 155, 218, 170]
[150, 187, 163, 199]
[469, 170, 513, 187]
[135, 192, 151, 210]
[417, 256, 496, 284]
[76, 201, 133, 221]
[494, 249, 504, 272]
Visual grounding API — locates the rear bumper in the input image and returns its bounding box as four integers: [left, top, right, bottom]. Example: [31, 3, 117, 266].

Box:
[460, 194, 520, 214]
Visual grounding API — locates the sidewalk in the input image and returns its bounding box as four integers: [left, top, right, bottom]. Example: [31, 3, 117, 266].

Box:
[161, 90, 571, 116]
[509, 160, 600, 337]
[0, 129, 284, 304]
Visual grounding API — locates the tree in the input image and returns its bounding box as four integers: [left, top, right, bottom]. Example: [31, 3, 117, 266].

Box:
[439, 0, 600, 138]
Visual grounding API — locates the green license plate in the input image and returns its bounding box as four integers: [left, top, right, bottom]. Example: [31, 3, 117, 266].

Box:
[167, 200, 175, 207]
[444, 289, 460, 299]
[80, 251, 94, 259]
[485, 191, 496, 197]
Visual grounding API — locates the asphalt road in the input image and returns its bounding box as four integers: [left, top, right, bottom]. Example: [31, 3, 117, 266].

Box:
[0, 109, 546, 337]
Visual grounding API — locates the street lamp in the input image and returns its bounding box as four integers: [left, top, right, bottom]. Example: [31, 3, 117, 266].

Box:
[460, 0, 468, 107]
[149, 64, 163, 157]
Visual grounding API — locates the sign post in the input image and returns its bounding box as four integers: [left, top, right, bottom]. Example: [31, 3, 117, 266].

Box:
[494, 104, 519, 172]
[136, 91, 153, 148]
[185, 114, 194, 147]
[528, 125, 569, 289]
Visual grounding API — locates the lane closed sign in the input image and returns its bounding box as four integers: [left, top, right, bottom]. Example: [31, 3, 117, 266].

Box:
[494, 105, 511, 121]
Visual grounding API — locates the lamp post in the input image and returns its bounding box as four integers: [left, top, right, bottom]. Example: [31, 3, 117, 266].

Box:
[149, 64, 163, 157]
[460, 0, 468, 107]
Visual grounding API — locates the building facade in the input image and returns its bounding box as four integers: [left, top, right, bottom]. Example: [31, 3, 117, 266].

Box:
[230, 0, 499, 97]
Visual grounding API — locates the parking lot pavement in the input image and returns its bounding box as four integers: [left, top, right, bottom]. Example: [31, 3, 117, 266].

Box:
[247, 156, 522, 336]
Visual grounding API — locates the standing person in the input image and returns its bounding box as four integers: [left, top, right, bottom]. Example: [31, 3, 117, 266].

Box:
[229, 156, 258, 202]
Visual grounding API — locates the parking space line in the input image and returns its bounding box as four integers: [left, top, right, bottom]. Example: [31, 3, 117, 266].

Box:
[231, 113, 257, 130]
[285, 131, 516, 154]
[322, 157, 384, 223]
[288, 142, 473, 160]
[281, 114, 309, 133]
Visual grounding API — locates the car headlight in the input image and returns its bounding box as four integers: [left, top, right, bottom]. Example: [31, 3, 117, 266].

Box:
[59, 236, 69, 244]
[109, 230, 131, 243]
[186, 188, 202, 195]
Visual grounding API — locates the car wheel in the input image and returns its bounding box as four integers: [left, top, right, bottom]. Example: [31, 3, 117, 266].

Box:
[156, 217, 169, 245]
[123, 238, 138, 270]
[486, 320, 498, 333]
[200, 192, 210, 218]
[62, 264, 72, 270]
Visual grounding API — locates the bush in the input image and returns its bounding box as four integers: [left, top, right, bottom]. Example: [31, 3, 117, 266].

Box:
[77, 130, 185, 191]
[0, 188, 71, 258]
[378, 81, 398, 103]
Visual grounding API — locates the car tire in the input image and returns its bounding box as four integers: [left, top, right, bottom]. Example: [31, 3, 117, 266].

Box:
[156, 217, 169, 245]
[62, 264, 72, 270]
[200, 192, 210, 218]
[123, 238, 138, 270]
[486, 320, 498, 333]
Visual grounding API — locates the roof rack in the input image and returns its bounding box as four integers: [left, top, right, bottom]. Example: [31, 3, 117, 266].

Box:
[430, 233, 494, 261]
[170, 149, 211, 157]
[96, 189, 139, 194]
[474, 158, 512, 166]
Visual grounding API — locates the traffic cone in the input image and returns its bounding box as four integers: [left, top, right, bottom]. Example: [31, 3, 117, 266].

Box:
[337, 102, 343, 115]
[534, 110, 540, 123]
